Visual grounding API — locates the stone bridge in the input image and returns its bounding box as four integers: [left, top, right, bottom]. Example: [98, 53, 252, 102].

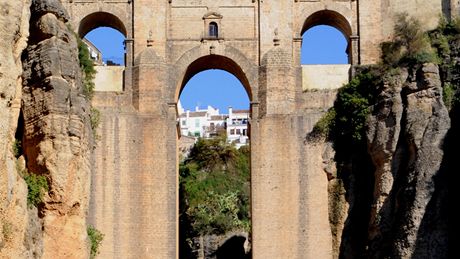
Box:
[61, 0, 454, 258]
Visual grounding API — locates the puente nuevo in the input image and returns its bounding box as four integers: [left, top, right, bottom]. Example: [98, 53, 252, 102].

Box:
[70, 1, 454, 258]
[0, 0, 456, 258]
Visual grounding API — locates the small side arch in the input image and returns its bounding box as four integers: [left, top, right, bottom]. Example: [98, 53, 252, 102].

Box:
[78, 11, 127, 38]
[301, 10, 352, 40]
[299, 9, 354, 64]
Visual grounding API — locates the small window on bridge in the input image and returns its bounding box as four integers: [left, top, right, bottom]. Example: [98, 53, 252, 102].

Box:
[209, 22, 218, 38]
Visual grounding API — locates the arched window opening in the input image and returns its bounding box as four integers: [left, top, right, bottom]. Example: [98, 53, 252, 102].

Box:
[83, 26, 126, 92]
[301, 25, 348, 64]
[85, 27, 125, 66]
[178, 68, 251, 259]
[300, 10, 352, 91]
[209, 22, 218, 38]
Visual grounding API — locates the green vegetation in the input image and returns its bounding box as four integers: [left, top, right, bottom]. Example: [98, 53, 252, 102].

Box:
[12, 139, 22, 158]
[78, 37, 96, 100]
[309, 108, 336, 140]
[333, 71, 379, 142]
[309, 70, 379, 144]
[90, 107, 101, 139]
[381, 13, 438, 68]
[428, 16, 460, 111]
[23, 172, 49, 207]
[179, 135, 250, 237]
[87, 225, 104, 259]
[443, 82, 458, 110]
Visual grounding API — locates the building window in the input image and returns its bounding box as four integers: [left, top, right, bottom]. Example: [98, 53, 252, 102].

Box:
[182, 120, 186, 126]
[209, 22, 218, 38]
[230, 129, 235, 135]
[243, 129, 247, 136]
[236, 129, 241, 135]
[195, 119, 200, 127]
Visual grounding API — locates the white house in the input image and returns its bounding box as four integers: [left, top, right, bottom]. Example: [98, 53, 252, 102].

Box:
[178, 103, 250, 148]
[179, 105, 220, 138]
[226, 107, 249, 148]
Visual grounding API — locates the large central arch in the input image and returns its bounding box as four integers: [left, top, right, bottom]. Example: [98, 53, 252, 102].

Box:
[175, 53, 254, 258]
[176, 54, 253, 103]
[171, 45, 258, 105]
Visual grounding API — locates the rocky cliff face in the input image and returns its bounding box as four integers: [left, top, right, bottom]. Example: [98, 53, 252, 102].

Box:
[1, 0, 92, 257]
[323, 63, 451, 259]
[20, 0, 93, 257]
[366, 64, 449, 258]
[0, 0, 38, 257]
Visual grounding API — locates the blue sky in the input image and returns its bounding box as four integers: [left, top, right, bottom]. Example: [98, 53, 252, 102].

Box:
[85, 25, 347, 112]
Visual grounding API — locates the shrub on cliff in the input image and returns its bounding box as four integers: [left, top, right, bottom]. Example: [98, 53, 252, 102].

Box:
[77, 38, 96, 100]
[308, 70, 379, 144]
[429, 16, 460, 111]
[87, 225, 104, 258]
[381, 13, 437, 67]
[23, 171, 49, 207]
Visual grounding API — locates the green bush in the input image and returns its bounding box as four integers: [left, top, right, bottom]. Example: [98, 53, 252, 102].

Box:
[429, 16, 460, 112]
[90, 108, 101, 139]
[24, 172, 49, 207]
[381, 13, 437, 67]
[308, 108, 336, 141]
[12, 139, 22, 158]
[443, 83, 455, 110]
[333, 71, 379, 143]
[180, 137, 250, 236]
[78, 38, 96, 100]
[87, 225, 104, 258]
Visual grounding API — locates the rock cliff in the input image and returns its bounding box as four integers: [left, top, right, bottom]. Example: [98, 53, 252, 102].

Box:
[0, 0, 38, 257]
[21, 0, 93, 257]
[365, 64, 449, 258]
[321, 63, 451, 259]
[1, 0, 92, 257]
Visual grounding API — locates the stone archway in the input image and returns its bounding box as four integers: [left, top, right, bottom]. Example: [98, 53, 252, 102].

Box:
[176, 54, 253, 103]
[301, 10, 354, 64]
[170, 45, 259, 105]
[175, 54, 253, 259]
[77, 11, 127, 38]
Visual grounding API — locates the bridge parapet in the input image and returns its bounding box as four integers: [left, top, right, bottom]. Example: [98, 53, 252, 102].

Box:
[302, 64, 350, 91]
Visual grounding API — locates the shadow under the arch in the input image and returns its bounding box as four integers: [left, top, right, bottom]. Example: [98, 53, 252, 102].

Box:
[215, 235, 251, 259]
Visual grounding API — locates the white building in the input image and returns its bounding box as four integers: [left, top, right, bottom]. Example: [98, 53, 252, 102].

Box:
[178, 103, 249, 148]
[226, 107, 249, 148]
[82, 38, 103, 65]
[179, 105, 221, 138]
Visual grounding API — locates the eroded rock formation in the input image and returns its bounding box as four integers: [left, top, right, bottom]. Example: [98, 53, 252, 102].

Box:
[366, 64, 450, 258]
[0, 0, 39, 257]
[0, 0, 92, 257]
[324, 63, 451, 259]
[19, 0, 93, 257]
